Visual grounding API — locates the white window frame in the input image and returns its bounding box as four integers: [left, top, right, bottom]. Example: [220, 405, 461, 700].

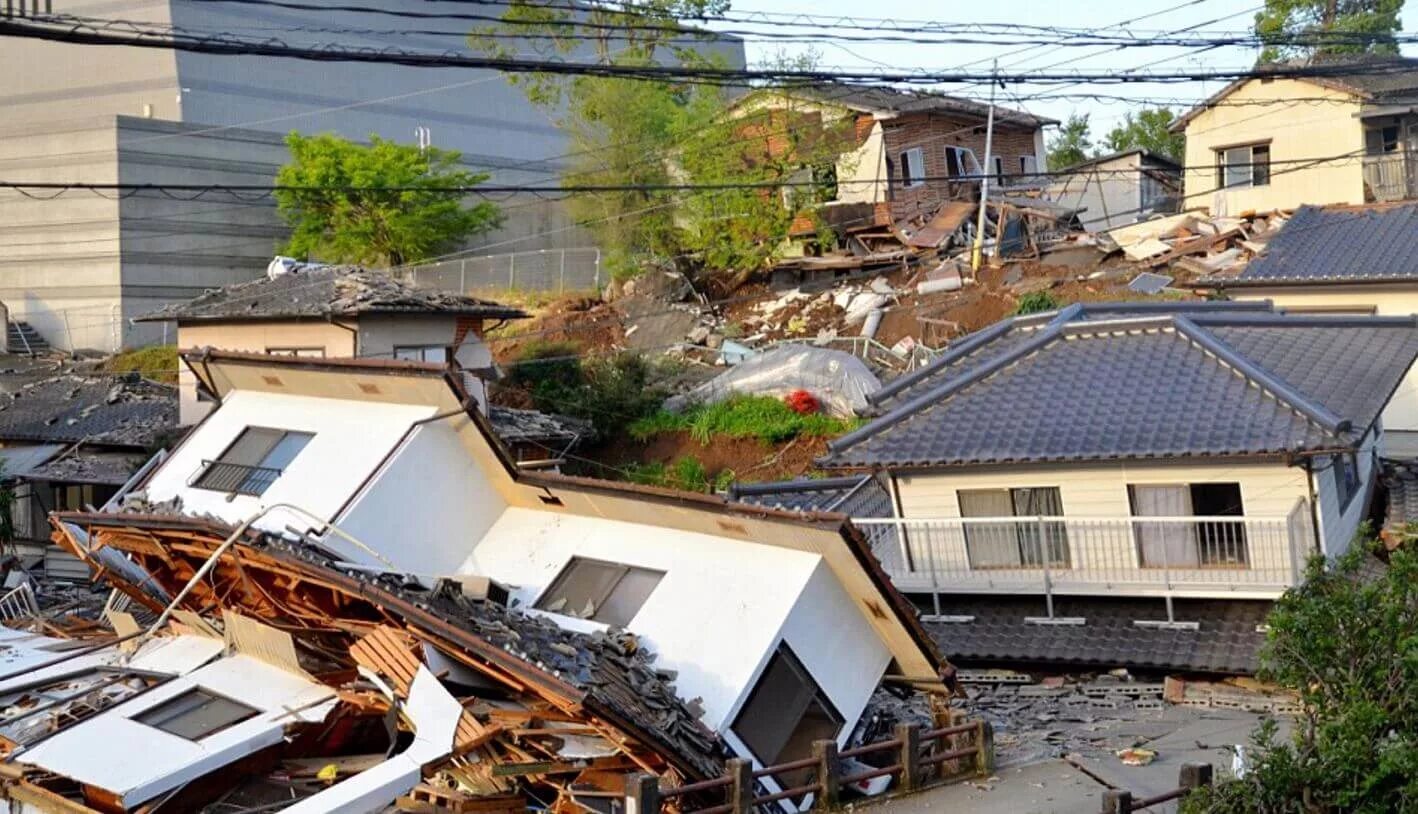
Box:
[535, 557, 665, 627]
[393, 345, 450, 363]
[1217, 143, 1271, 189]
[899, 147, 925, 188]
[1019, 155, 1039, 176]
[264, 347, 325, 358]
[945, 145, 982, 180]
[133, 687, 259, 741]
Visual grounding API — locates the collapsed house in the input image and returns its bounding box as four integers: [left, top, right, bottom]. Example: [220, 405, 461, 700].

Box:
[4, 350, 963, 812]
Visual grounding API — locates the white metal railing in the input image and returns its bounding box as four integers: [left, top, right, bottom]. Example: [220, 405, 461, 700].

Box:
[1362, 152, 1416, 202]
[0, 582, 40, 623]
[853, 514, 1306, 603]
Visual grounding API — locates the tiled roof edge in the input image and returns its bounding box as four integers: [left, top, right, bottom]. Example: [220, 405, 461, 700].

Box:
[827, 320, 1069, 456]
[1172, 315, 1350, 435]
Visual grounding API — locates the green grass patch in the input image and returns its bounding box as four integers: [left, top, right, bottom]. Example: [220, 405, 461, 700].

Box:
[104, 345, 179, 384]
[630, 395, 858, 445]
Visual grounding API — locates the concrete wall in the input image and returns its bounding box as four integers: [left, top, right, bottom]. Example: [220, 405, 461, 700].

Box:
[1181, 79, 1364, 213]
[1047, 153, 1143, 230]
[1230, 285, 1418, 437]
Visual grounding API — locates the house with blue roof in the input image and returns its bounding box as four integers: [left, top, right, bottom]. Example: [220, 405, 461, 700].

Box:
[740, 301, 1418, 673]
[1204, 202, 1418, 454]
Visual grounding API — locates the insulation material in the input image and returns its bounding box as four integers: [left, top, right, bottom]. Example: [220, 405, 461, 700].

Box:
[665, 344, 881, 417]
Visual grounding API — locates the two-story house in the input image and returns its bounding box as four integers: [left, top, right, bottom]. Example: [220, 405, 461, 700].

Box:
[135, 264, 526, 425]
[730, 84, 1055, 235]
[62, 349, 947, 806]
[786, 301, 1418, 673]
[1200, 202, 1418, 455]
[1173, 56, 1418, 212]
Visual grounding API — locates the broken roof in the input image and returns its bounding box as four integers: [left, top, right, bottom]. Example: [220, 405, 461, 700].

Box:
[728, 474, 893, 516]
[822, 302, 1418, 469]
[26, 449, 148, 485]
[135, 266, 527, 323]
[1052, 149, 1182, 174]
[488, 405, 591, 445]
[1217, 203, 1418, 287]
[0, 372, 175, 447]
[752, 82, 1057, 128]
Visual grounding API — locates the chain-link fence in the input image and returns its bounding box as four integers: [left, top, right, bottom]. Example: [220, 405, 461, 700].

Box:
[398, 247, 602, 297]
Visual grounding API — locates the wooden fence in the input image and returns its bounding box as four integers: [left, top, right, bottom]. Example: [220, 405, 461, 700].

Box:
[1102, 763, 1213, 813]
[625, 719, 992, 814]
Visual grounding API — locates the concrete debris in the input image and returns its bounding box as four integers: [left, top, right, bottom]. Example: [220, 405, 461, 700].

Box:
[1099, 209, 1290, 280]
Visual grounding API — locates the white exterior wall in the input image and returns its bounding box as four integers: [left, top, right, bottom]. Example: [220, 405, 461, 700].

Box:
[20, 650, 333, 809]
[462, 505, 825, 733]
[143, 390, 436, 533]
[1231, 286, 1418, 439]
[336, 421, 508, 575]
[1047, 154, 1143, 230]
[893, 458, 1311, 520]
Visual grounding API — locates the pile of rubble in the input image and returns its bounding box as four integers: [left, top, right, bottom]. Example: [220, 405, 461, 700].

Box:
[1099, 209, 1291, 280]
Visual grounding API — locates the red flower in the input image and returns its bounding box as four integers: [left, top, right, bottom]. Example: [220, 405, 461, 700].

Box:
[784, 389, 819, 415]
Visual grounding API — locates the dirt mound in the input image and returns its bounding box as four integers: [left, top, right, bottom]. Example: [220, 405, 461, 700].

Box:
[489, 296, 626, 362]
[575, 430, 830, 486]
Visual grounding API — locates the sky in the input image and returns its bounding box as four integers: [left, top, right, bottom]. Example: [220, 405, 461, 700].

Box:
[705, 0, 1414, 138]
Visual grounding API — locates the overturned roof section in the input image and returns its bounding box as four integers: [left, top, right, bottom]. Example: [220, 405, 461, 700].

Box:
[728, 474, 894, 518]
[0, 372, 175, 447]
[763, 82, 1057, 128]
[136, 266, 527, 323]
[488, 405, 591, 446]
[1217, 203, 1418, 286]
[823, 302, 1418, 469]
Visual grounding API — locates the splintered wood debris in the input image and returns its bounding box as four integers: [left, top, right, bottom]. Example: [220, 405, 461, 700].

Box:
[0, 519, 730, 813]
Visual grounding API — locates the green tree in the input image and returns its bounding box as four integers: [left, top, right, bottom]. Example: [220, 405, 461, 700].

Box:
[1046, 113, 1094, 170]
[1182, 534, 1418, 813]
[1102, 108, 1186, 163]
[274, 132, 502, 267]
[1255, 0, 1404, 63]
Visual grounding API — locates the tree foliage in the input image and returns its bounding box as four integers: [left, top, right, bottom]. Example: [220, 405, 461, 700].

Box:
[1046, 113, 1094, 170]
[1182, 535, 1418, 813]
[1102, 108, 1186, 163]
[1255, 0, 1404, 63]
[472, 7, 847, 281]
[504, 340, 666, 437]
[274, 132, 502, 267]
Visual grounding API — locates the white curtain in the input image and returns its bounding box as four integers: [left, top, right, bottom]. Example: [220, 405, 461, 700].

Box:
[1131, 485, 1200, 567]
[959, 490, 1022, 568]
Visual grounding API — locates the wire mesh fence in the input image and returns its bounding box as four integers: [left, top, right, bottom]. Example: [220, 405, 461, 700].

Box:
[397, 247, 602, 297]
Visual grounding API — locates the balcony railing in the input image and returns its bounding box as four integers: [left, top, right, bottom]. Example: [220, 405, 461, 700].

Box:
[190, 460, 283, 496]
[1362, 152, 1417, 202]
[854, 508, 1312, 603]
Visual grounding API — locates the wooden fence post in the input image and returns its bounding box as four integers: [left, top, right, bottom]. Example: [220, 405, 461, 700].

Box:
[895, 722, 921, 791]
[729, 758, 754, 814]
[813, 739, 841, 809]
[625, 774, 660, 814]
[974, 720, 995, 776]
[1101, 789, 1133, 813]
[1180, 762, 1213, 790]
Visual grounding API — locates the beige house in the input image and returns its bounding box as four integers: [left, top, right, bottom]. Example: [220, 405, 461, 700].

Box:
[1204, 202, 1418, 453]
[1173, 57, 1418, 213]
[809, 302, 1418, 664]
[135, 265, 525, 424]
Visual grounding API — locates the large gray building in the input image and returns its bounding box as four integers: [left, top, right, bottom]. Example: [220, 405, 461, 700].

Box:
[0, 0, 743, 350]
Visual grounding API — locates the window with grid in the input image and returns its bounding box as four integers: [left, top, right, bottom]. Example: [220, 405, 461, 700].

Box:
[535, 557, 664, 627]
[193, 427, 313, 496]
[134, 688, 259, 741]
[732, 645, 843, 789]
[1217, 143, 1270, 188]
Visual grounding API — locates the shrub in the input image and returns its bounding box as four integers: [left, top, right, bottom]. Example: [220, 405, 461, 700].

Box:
[621, 456, 713, 492]
[505, 343, 665, 438]
[104, 345, 179, 384]
[1013, 291, 1060, 315]
[630, 395, 855, 445]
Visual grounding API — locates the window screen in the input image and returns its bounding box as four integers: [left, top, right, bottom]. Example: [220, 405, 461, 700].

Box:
[535, 557, 664, 627]
[732, 645, 843, 787]
[134, 688, 259, 741]
[194, 427, 313, 496]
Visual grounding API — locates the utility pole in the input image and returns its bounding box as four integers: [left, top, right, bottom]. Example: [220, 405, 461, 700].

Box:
[971, 59, 998, 276]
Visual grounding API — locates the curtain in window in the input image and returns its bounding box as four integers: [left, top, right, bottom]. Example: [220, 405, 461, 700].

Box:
[959, 489, 1021, 568]
[1012, 487, 1069, 566]
[1131, 485, 1199, 567]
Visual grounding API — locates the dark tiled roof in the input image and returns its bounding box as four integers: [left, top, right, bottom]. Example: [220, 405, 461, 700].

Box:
[772, 83, 1057, 127]
[1227, 204, 1418, 285]
[488, 406, 591, 445]
[824, 305, 1418, 469]
[727, 474, 892, 515]
[1307, 55, 1418, 100]
[926, 595, 1271, 674]
[26, 450, 148, 485]
[136, 266, 527, 323]
[0, 373, 176, 446]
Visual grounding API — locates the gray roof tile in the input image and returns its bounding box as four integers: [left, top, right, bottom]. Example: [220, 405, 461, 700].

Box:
[1230, 204, 1418, 285]
[825, 306, 1418, 469]
[136, 266, 527, 323]
[727, 474, 893, 515]
[0, 373, 176, 447]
